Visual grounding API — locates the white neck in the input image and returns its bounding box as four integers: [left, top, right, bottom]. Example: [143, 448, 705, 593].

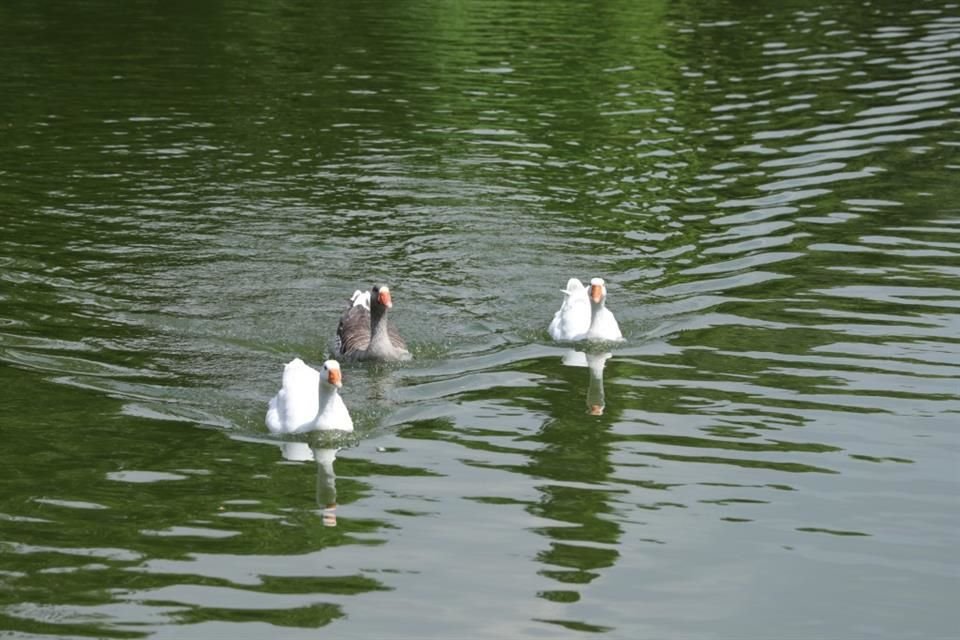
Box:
[313, 384, 353, 432]
[590, 299, 605, 322]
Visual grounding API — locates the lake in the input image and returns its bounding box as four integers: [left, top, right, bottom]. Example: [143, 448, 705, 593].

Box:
[1, 0, 958, 638]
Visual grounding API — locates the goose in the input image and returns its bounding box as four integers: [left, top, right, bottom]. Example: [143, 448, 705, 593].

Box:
[549, 277, 623, 342]
[334, 285, 411, 362]
[265, 358, 354, 434]
[548, 278, 591, 341]
[583, 278, 623, 341]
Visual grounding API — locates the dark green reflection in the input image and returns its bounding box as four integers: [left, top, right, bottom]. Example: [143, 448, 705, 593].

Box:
[0, 364, 389, 636]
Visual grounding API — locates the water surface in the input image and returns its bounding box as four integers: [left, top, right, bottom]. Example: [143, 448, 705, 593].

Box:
[1, 0, 958, 638]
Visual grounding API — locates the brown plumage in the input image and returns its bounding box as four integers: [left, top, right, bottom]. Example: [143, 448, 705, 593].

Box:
[334, 285, 411, 362]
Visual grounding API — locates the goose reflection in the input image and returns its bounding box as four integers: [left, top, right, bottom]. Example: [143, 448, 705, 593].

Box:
[561, 350, 613, 416]
[280, 442, 340, 527]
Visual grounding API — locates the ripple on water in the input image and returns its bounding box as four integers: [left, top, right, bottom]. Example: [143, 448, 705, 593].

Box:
[0, 1, 958, 638]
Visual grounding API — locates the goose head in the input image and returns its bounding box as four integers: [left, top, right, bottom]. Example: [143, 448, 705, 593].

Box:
[320, 359, 343, 390]
[369, 285, 393, 317]
[588, 278, 607, 305]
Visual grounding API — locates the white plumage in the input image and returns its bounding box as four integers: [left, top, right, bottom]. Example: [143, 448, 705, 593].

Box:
[548, 278, 592, 341]
[265, 358, 354, 434]
[349, 289, 370, 309]
[549, 277, 623, 342]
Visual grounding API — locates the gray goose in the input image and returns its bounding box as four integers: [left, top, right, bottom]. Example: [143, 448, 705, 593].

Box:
[334, 285, 411, 362]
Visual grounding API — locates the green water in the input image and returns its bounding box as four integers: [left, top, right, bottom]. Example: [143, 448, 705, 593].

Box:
[1, 0, 958, 637]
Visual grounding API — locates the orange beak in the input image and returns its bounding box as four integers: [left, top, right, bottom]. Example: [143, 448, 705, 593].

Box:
[327, 368, 342, 388]
[379, 289, 393, 308]
[589, 284, 603, 303]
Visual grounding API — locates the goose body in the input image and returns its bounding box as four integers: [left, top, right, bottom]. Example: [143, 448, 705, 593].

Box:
[549, 277, 623, 342]
[334, 285, 411, 362]
[266, 358, 353, 434]
[548, 278, 591, 341]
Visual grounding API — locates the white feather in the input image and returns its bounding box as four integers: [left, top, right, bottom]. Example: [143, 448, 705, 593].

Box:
[548, 278, 591, 341]
[265, 358, 353, 434]
[585, 307, 623, 342]
[548, 277, 624, 342]
[350, 289, 371, 309]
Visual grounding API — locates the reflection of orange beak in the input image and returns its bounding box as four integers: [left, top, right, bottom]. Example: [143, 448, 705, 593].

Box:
[589, 404, 604, 416]
[322, 504, 337, 527]
[589, 284, 603, 303]
[328, 368, 342, 388]
[379, 290, 393, 308]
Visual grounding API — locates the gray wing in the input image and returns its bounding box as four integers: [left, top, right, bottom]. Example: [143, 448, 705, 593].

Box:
[336, 304, 371, 358]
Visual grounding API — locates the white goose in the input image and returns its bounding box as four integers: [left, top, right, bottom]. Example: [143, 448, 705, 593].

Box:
[549, 277, 623, 342]
[265, 358, 354, 434]
[334, 285, 411, 362]
[549, 278, 591, 341]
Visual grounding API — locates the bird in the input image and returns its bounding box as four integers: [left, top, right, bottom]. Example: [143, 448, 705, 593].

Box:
[548, 278, 592, 341]
[583, 277, 623, 341]
[265, 358, 354, 434]
[549, 277, 623, 342]
[334, 285, 411, 362]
